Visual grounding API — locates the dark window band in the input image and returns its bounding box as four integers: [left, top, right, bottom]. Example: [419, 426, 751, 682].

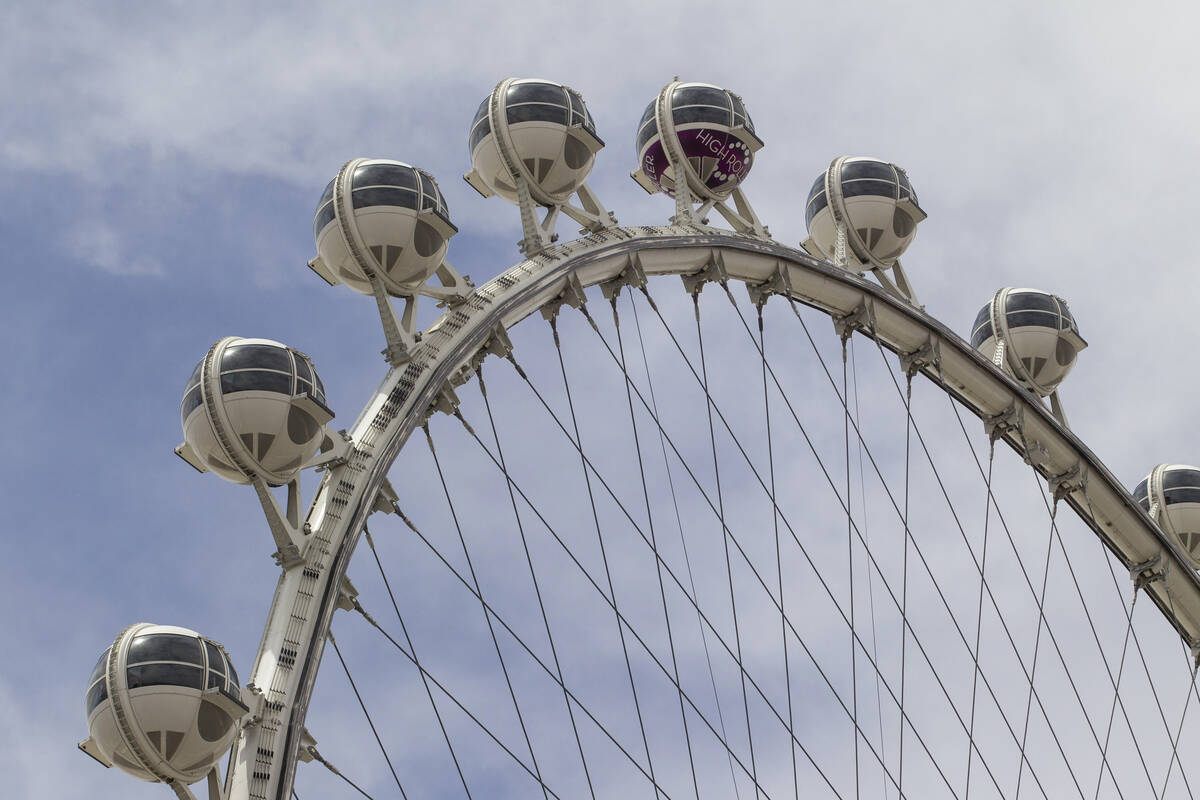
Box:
[1005, 309, 1060, 330]
[672, 105, 731, 126]
[841, 161, 896, 182]
[1164, 470, 1200, 490]
[506, 103, 568, 126]
[351, 186, 419, 211]
[86, 680, 108, 714]
[127, 663, 204, 691]
[220, 370, 293, 396]
[180, 386, 203, 424]
[506, 83, 566, 106]
[313, 202, 336, 237]
[353, 164, 418, 192]
[841, 179, 898, 200]
[672, 86, 730, 110]
[128, 634, 202, 667]
[1165, 487, 1200, 505]
[222, 344, 292, 373]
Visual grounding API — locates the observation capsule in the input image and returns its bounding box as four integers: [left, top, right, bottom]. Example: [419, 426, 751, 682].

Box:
[80, 623, 247, 785]
[179, 337, 332, 486]
[465, 78, 604, 206]
[313, 159, 457, 295]
[970, 288, 1087, 397]
[804, 156, 926, 269]
[631, 81, 763, 200]
[1134, 465, 1200, 569]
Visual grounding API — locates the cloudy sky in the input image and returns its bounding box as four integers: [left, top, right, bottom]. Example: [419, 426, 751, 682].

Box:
[5, 1, 1200, 798]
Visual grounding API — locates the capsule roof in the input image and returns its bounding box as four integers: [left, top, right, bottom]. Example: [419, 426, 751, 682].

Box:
[635, 82, 757, 156]
[804, 158, 922, 230]
[180, 339, 327, 427]
[468, 79, 599, 154]
[314, 161, 451, 240]
[970, 289, 1084, 350]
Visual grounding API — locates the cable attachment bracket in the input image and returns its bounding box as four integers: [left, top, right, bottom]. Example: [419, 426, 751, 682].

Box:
[681, 251, 729, 296]
[983, 403, 1024, 443]
[540, 271, 587, 320]
[900, 335, 942, 379]
[745, 262, 792, 309]
[1049, 463, 1088, 504]
[833, 299, 876, 343]
[600, 252, 648, 301]
[1130, 550, 1167, 591]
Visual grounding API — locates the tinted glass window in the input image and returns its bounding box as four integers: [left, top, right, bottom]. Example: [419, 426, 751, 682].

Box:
[842, 179, 898, 200]
[841, 161, 895, 182]
[86, 679, 108, 715]
[1006, 292, 1059, 313]
[1165, 487, 1200, 505]
[351, 186, 419, 211]
[317, 179, 334, 210]
[221, 370, 293, 396]
[222, 344, 292, 373]
[1133, 478, 1150, 511]
[90, 651, 109, 684]
[128, 634, 202, 666]
[805, 190, 828, 228]
[185, 360, 203, 392]
[469, 115, 492, 152]
[293, 356, 311, 383]
[730, 93, 747, 122]
[506, 82, 566, 106]
[672, 86, 730, 110]
[506, 103, 568, 126]
[353, 164, 417, 190]
[566, 89, 594, 132]
[313, 202, 336, 237]
[470, 97, 489, 126]
[636, 119, 659, 153]
[1164, 470, 1200, 490]
[672, 105, 730, 126]
[180, 386, 203, 424]
[127, 663, 204, 691]
[208, 670, 225, 690]
[226, 657, 239, 689]
[637, 100, 656, 129]
[1005, 310, 1060, 330]
[204, 641, 224, 673]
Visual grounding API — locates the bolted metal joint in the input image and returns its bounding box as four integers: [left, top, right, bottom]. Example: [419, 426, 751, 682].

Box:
[540, 271, 588, 320]
[832, 299, 876, 343]
[900, 336, 941, 378]
[600, 253, 649, 301]
[745, 263, 792, 308]
[681, 252, 730, 296]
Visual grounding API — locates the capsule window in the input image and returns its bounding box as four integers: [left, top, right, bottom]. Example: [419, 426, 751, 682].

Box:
[1163, 470, 1200, 490]
[86, 679, 108, 715]
[313, 202, 336, 238]
[222, 345, 292, 374]
[1004, 309, 1060, 331]
[970, 306, 994, 349]
[506, 103, 568, 126]
[841, 161, 896, 183]
[506, 82, 566, 106]
[566, 89, 594, 132]
[128, 634, 202, 666]
[185, 361, 203, 393]
[226, 656, 240, 689]
[805, 190, 828, 228]
[127, 663, 204, 691]
[317, 179, 334, 210]
[1133, 479, 1150, 511]
[1005, 292, 1059, 314]
[90, 651, 109, 685]
[841, 179, 898, 200]
[672, 105, 731, 126]
[672, 86, 730, 111]
[180, 386, 203, 424]
[469, 115, 492, 152]
[471, 97, 489, 126]
[220, 370, 293, 396]
[636, 118, 660, 153]
[353, 164, 418, 191]
[1164, 487, 1200, 505]
[351, 186, 419, 211]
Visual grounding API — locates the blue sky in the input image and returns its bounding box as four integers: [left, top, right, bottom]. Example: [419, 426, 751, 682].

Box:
[6, 2, 1200, 797]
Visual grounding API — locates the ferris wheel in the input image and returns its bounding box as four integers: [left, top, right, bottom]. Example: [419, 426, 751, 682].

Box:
[79, 77, 1200, 800]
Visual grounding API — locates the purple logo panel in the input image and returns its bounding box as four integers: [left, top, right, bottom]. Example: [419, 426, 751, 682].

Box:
[640, 128, 754, 197]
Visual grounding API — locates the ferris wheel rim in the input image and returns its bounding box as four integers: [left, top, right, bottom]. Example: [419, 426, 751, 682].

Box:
[227, 222, 1200, 800]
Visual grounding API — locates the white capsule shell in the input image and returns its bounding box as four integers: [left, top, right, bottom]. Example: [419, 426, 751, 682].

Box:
[465, 78, 604, 206]
[1134, 465, 1200, 569]
[180, 337, 332, 486]
[84, 623, 246, 785]
[970, 288, 1087, 397]
[805, 156, 926, 269]
[314, 159, 457, 296]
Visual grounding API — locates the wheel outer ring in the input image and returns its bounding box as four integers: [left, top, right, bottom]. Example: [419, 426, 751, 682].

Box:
[226, 225, 1200, 800]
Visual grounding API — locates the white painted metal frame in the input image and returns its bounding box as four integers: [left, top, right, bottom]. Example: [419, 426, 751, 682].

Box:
[224, 224, 1200, 800]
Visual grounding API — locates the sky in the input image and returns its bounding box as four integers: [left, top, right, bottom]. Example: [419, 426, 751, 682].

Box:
[5, 1, 1200, 798]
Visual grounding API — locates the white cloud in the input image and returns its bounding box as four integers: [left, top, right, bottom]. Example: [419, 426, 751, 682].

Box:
[66, 219, 164, 276]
